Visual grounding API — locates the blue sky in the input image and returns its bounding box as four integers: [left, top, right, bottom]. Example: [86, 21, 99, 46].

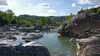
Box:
[0, 0, 100, 16]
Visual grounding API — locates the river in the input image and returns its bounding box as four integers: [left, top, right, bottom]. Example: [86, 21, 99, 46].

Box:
[34, 32, 76, 56]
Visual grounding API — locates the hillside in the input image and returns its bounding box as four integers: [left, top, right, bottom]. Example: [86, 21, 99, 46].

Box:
[19, 14, 65, 22]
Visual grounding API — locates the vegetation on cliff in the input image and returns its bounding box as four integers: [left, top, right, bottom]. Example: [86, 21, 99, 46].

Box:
[78, 7, 100, 14]
[64, 7, 100, 23]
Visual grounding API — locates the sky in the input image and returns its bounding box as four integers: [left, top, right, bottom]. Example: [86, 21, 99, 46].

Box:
[0, 0, 100, 16]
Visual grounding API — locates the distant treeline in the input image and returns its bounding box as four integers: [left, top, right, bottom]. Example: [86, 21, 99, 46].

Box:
[0, 9, 65, 27]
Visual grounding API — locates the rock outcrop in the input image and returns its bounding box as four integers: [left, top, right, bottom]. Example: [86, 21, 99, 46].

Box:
[58, 12, 100, 38]
[0, 41, 50, 56]
[58, 11, 100, 56]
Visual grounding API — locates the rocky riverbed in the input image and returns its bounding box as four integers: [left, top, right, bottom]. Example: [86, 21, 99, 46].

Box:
[0, 29, 50, 56]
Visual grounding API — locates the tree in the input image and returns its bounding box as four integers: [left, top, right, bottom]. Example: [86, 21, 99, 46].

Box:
[5, 9, 15, 24]
[39, 16, 47, 26]
[97, 8, 100, 14]
[65, 13, 74, 23]
[5, 9, 14, 16]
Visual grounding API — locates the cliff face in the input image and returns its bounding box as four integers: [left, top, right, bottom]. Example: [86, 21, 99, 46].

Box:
[58, 12, 100, 38]
[58, 11, 100, 56]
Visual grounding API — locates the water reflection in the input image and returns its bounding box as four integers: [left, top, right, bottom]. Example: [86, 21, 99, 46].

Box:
[58, 36, 76, 56]
[36, 32, 76, 56]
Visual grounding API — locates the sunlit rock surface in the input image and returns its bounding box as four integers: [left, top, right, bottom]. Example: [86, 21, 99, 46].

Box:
[75, 34, 100, 56]
[0, 41, 50, 56]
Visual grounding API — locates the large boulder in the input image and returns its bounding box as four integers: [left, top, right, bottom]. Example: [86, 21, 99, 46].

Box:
[0, 41, 50, 56]
[71, 34, 100, 56]
[58, 12, 100, 38]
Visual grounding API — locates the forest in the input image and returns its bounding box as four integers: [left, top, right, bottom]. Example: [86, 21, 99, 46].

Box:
[0, 9, 65, 27]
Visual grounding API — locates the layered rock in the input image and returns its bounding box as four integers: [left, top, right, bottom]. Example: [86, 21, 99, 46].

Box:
[0, 41, 50, 56]
[71, 34, 100, 56]
[58, 12, 100, 38]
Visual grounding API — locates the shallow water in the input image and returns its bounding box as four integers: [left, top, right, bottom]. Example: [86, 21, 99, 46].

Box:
[35, 32, 76, 56]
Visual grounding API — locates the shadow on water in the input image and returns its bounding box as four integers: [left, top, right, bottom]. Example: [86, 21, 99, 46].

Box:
[58, 36, 76, 56]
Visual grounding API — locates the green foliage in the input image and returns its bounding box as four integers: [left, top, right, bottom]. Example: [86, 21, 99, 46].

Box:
[65, 13, 74, 23]
[97, 8, 100, 14]
[36, 16, 60, 26]
[78, 7, 100, 14]
[39, 16, 47, 26]
[0, 9, 62, 27]
[0, 9, 33, 27]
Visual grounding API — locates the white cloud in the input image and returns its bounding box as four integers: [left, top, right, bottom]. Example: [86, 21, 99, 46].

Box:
[59, 13, 67, 16]
[87, 6, 92, 9]
[77, 0, 92, 4]
[72, 3, 76, 7]
[76, 0, 100, 4]
[0, 0, 57, 16]
[48, 9, 56, 13]
[28, 3, 33, 7]
[94, 4, 100, 8]
[35, 3, 56, 16]
[37, 3, 51, 8]
[0, 0, 8, 6]
[7, 0, 19, 8]
[85, 4, 100, 10]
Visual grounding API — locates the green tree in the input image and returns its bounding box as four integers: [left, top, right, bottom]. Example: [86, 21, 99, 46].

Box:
[6, 9, 14, 15]
[5, 9, 14, 24]
[39, 16, 47, 26]
[97, 8, 100, 14]
[65, 13, 74, 23]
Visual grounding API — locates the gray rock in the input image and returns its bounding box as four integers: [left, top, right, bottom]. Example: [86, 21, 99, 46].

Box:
[0, 41, 50, 56]
[7, 36, 17, 40]
[58, 12, 100, 38]
[22, 33, 43, 40]
[71, 34, 100, 56]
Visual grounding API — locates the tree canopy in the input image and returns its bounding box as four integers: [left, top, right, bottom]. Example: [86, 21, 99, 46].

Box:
[0, 9, 62, 27]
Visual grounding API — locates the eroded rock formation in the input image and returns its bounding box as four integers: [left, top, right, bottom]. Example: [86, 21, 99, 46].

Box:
[71, 34, 100, 56]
